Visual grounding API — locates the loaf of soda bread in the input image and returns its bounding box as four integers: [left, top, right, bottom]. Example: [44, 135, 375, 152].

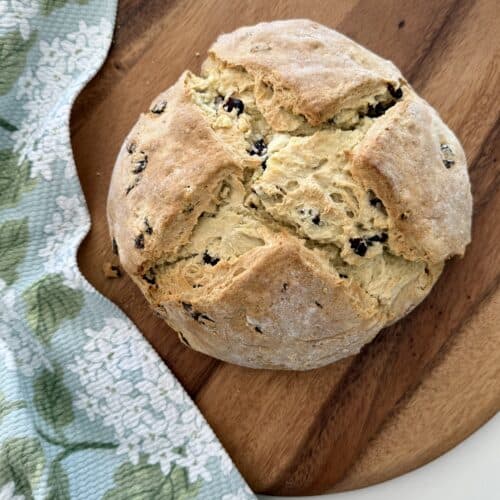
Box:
[107, 19, 472, 370]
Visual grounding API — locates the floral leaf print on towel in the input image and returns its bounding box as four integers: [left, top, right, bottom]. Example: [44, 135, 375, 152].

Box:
[31, 367, 117, 500]
[103, 459, 200, 500]
[72, 317, 187, 469]
[23, 274, 83, 345]
[38, 195, 88, 289]
[0, 392, 26, 425]
[0, 116, 18, 132]
[45, 461, 70, 500]
[0, 149, 36, 208]
[40, 0, 90, 16]
[71, 317, 231, 481]
[34, 366, 74, 432]
[0, 1, 38, 41]
[0, 218, 28, 286]
[34, 431, 117, 500]
[0, 30, 36, 96]
[0, 437, 45, 499]
[177, 408, 234, 483]
[12, 19, 112, 181]
[0, 482, 25, 500]
[0, 289, 51, 376]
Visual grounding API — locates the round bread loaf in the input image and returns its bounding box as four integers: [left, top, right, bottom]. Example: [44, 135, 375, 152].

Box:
[107, 19, 472, 370]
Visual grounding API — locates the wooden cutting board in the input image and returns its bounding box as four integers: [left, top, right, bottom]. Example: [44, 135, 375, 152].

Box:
[70, 0, 500, 495]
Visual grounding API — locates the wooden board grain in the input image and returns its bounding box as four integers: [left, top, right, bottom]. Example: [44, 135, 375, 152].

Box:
[70, 0, 500, 495]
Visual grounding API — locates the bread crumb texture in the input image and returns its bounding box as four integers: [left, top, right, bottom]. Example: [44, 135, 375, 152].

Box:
[107, 20, 472, 369]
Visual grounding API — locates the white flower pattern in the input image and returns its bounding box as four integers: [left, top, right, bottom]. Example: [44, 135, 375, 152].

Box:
[0, 289, 51, 377]
[0, 0, 38, 40]
[38, 195, 89, 288]
[0, 481, 25, 500]
[0, 337, 16, 373]
[12, 19, 112, 181]
[71, 318, 234, 480]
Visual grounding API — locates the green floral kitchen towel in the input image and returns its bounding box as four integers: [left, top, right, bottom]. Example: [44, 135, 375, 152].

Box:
[0, 1, 255, 498]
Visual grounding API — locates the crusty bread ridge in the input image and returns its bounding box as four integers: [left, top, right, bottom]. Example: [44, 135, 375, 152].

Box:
[107, 19, 472, 370]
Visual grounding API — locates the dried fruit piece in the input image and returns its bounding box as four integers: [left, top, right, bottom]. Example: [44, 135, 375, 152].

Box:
[349, 238, 368, 256]
[132, 154, 148, 174]
[248, 139, 267, 156]
[368, 232, 388, 243]
[440, 143, 455, 168]
[135, 233, 145, 249]
[182, 302, 215, 323]
[202, 251, 220, 266]
[151, 100, 167, 114]
[144, 218, 153, 235]
[367, 100, 397, 118]
[142, 268, 156, 285]
[369, 197, 384, 209]
[388, 83, 403, 99]
[223, 97, 244, 115]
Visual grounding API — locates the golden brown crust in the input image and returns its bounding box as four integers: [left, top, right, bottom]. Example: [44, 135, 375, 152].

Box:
[351, 92, 472, 262]
[107, 20, 472, 370]
[209, 19, 403, 127]
[155, 239, 381, 370]
[107, 74, 242, 274]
